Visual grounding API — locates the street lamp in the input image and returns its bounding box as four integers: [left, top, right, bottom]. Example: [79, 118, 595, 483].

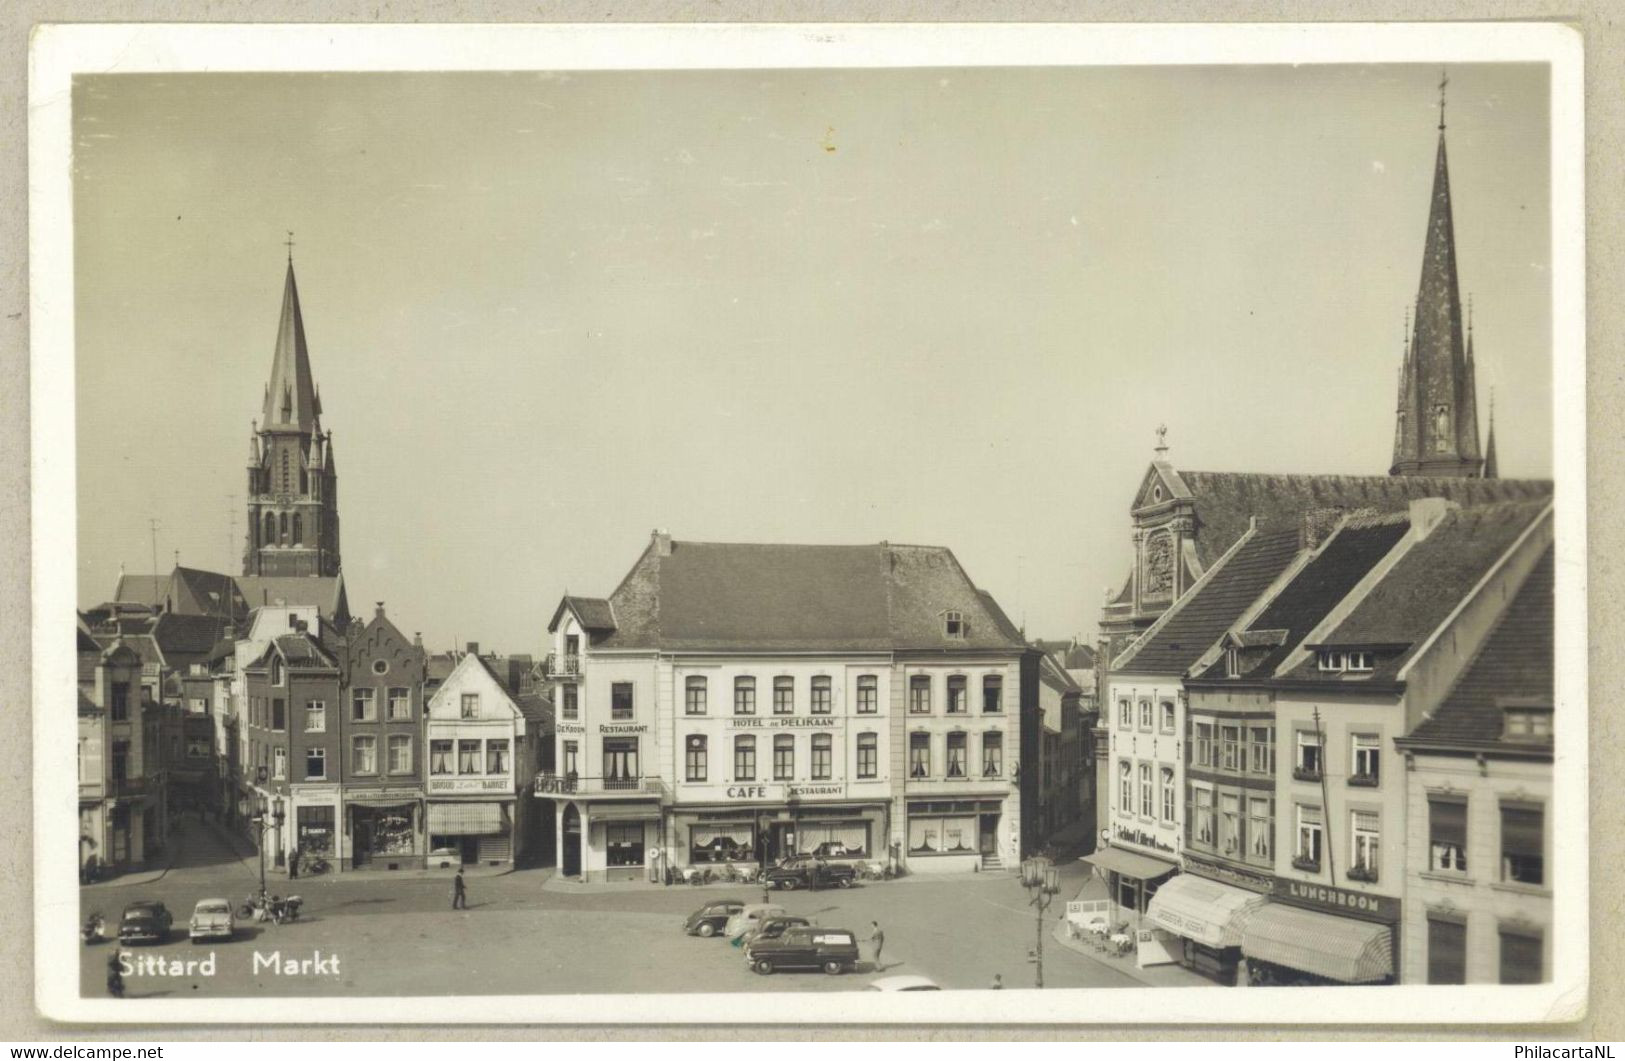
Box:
[1021, 856, 1063, 989]
[250, 782, 285, 902]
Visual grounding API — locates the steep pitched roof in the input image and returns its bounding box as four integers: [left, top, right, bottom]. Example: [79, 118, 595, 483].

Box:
[1285, 500, 1551, 682]
[113, 574, 169, 609]
[1404, 546, 1553, 748]
[234, 575, 348, 623]
[548, 596, 616, 634]
[1034, 639, 1097, 670]
[1113, 528, 1302, 677]
[1171, 471, 1549, 570]
[515, 691, 554, 726]
[261, 261, 321, 431]
[151, 613, 230, 657]
[169, 566, 246, 619]
[592, 540, 1027, 653]
[1195, 515, 1412, 680]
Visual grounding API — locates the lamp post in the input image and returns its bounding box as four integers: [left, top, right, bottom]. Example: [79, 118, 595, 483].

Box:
[1021, 856, 1062, 989]
[250, 767, 285, 901]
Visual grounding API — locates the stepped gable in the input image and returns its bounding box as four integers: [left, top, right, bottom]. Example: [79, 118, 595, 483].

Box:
[1175, 471, 1550, 570]
[1405, 546, 1553, 747]
[1284, 499, 1551, 682]
[1195, 514, 1413, 681]
[1115, 528, 1302, 677]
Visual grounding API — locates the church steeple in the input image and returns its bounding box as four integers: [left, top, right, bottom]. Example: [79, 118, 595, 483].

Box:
[244, 241, 342, 578]
[262, 255, 320, 433]
[1389, 72, 1485, 479]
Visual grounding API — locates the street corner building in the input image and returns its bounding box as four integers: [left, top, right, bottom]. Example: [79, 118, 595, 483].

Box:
[536, 532, 1042, 883]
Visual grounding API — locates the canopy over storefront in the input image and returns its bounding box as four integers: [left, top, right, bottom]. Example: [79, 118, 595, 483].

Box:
[1082, 845, 1178, 881]
[584, 803, 662, 822]
[427, 802, 506, 836]
[1146, 873, 1268, 949]
[1242, 904, 1394, 983]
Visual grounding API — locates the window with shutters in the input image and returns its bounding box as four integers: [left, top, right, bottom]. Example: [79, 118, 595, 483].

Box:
[1499, 926, 1543, 984]
[1500, 804, 1544, 886]
[1427, 915, 1467, 984]
[1429, 797, 1469, 874]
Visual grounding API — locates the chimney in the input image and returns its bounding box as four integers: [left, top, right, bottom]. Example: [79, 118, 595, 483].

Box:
[414, 631, 423, 649]
[466, 641, 480, 656]
[651, 528, 672, 557]
[375, 601, 386, 620]
[1409, 497, 1457, 541]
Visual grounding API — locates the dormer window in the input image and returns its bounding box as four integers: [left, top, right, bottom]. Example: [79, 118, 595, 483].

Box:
[944, 611, 966, 639]
[1347, 651, 1372, 672]
[1319, 649, 1375, 674]
[1502, 705, 1553, 742]
[1224, 647, 1242, 678]
[1317, 651, 1346, 673]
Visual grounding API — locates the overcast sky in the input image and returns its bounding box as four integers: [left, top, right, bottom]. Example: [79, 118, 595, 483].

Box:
[73, 64, 1552, 654]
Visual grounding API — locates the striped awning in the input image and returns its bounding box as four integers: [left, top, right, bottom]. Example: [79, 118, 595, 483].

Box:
[1081, 845, 1178, 881]
[1242, 904, 1394, 983]
[586, 803, 662, 822]
[1146, 874, 1268, 949]
[427, 802, 506, 836]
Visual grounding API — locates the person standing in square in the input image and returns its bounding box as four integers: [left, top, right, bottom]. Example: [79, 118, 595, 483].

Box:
[452, 869, 467, 909]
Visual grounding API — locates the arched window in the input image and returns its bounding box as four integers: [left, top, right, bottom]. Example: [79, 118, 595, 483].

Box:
[263, 513, 276, 545]
[292, 514, 303, 544]
[279, 512, 289, 543]
[299, 469, 308, 495]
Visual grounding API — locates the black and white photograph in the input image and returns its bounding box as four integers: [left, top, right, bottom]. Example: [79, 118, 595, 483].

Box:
[27, 22, 1586, 1026]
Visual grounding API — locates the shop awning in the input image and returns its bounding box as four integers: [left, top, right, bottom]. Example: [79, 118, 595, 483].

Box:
[1081, 846, 1178, 881]
[426, 802, 506, 836]
[1146, 873, 1268, 949]
[1242, 904, 1393, 983]
[586, 803, 662, 822]
[346, 796, 420, 809]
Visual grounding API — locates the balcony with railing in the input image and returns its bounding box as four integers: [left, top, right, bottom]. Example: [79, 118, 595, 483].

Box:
[544, 653, 582, 680]
[532, 773, 666, 800]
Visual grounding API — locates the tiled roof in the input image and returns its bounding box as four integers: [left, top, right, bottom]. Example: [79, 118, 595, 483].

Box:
[594, 540, 1027, 653]
[113, 574, 168, 609]
[1406, 547, 1553, 748]
[515, 691, 554, 726]
[152, 613, 229, 656]
[270, 632, 339, 670]
[171, 566, 247, 619]
[1284, 500, 1551, 682]
[1172, 471, 1551, 570]
[1196, 517, 1412, 680]
[563, 597, 616, 632]
[1114, 528, 1302, 676]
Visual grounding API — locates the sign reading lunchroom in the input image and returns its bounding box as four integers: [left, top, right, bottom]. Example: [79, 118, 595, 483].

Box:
[1272, 877, 1400, 923]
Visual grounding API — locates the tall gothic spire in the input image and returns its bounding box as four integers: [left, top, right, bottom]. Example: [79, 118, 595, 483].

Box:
[261, 257, 320, 432]
[1389, 73, 1484, 478]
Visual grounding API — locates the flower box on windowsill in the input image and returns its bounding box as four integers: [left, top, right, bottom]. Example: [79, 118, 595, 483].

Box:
[1291, 856, 1321, 873]
[1347, 774, 1379, 788]
[1291, 768, 1322, 783]
[1346, 864, 1379, 883]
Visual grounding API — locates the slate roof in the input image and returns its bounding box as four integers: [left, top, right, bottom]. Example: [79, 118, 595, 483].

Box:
[551, 596, 616, 633]
[1113, 528, 1302, 677]
[1405, 546, 1553, 749]
[1284, 500, 1551, 683]
[152, 613, 229, 656]
[170, 567, 247, 619]
[1169, 471, 1551, 571]
[247, 632, 339, 672]
[1194, 515, 1412, 680]
[591, 540, 1028, 653]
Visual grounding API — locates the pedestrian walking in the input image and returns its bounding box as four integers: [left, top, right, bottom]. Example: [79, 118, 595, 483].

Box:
[991, 973, 1003, 990]
[106, 952, 125, 999]
[452, 869, 467, 909]
[288, 845, 300, 880]
[869, 920, 885, 969]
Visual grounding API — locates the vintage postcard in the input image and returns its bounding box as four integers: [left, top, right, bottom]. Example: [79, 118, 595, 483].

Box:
[29, 22, 1586, 1024]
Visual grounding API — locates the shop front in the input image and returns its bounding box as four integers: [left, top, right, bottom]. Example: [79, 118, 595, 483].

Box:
[291, 787, 338, 867]
[671, 798, 887, 872]
[1145, 870, 1270, 984]
[905, 799, 1007, 873]
[1241, 879, 1399, 985]
[427, 799, 516, 866]
[1081, 843, 1179, 928]
[345, 792, 423, 870]
[546, 800, 663, 882]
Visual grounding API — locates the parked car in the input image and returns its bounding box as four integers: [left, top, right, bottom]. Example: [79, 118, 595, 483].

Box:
[188, 898, 235, 944]
[763, 854, 854, 890]
[746, 926, 861, 975]
[722, 902, 786, 940]
[683, 898, 748, 938]
[810, 841, 853, 859]
[868, 975, 942, 991]
[738, 914, 812, 947]
[118, 901, 173, 945]
[427, 846, 461, 869]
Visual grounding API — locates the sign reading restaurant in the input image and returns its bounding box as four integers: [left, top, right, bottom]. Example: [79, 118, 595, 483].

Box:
[1272, 878, 1400, 923]
[720, 782, 846, 801]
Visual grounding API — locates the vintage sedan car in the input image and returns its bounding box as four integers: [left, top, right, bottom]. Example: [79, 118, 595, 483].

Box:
[868, 975, 942, 991]
[722, 902, 786, 940]
[118, 900, 173, 945]
[683, 898, 748, 938]
[745, 926, 860, 976]
[188, 898, 235, 943]
[763, 854, 854, 890]
[738, 914, 812, 947]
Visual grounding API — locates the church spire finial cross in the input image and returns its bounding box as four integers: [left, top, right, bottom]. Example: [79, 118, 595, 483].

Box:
[1438, 68, 1449, 131]
[284, 230, 295, 263]
[1154, 423, 1169, 457]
